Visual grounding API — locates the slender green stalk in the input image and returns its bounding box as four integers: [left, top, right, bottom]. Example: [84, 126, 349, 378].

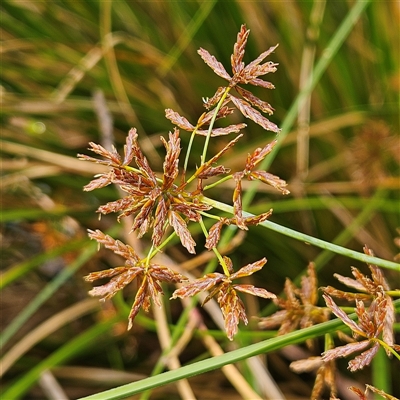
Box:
[201, 87, 231, 165]
[203, 197, 400, 271]
[203, 173, 233, 191]
[372, 348, 391, 399]
[198, 218, 229, 275]
[79, 299, 400, 400]
[374, 339, 400, 362]
[79, 319, 343, 400]
[183, 129, 198, 173]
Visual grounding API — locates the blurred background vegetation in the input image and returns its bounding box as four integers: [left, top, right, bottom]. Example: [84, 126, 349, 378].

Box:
[1, 1, 399, 399]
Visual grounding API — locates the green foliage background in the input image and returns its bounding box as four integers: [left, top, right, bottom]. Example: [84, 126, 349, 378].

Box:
[1, 1, 399, 399]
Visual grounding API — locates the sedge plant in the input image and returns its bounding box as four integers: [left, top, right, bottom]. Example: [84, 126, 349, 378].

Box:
[78, 24, 400, 399]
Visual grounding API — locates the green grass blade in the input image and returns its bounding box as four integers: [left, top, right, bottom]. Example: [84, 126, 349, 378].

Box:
[157, 0, 218, 76]
[244, 0, 373, 201]
[79, 299, 400, 400]
[0, 239, 96, 349]
[1, 238, 88, 290]
[2, 317, 122, 400]
[203, 197, 400, 271]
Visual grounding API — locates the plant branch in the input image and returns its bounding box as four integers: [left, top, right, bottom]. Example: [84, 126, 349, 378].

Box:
[202, 197, 400, 271]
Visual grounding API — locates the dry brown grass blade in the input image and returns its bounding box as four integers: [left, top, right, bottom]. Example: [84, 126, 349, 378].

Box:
[0, 299, 99, 377]
[152, 296, 196, 400]
[319, 194, 394, 260]
[38, 370, 69, 400]
[1, 165, 63, 188]
[222, 111, 367, 171]
[100, 2, 140, 129]
[52, 366, 146, 385]
[246, 356, 286, 400]
[296, 0, 326, 181]
[51, 43, 114, 104]
[199, 322, 264, 400]
[1, 140, 106, 175]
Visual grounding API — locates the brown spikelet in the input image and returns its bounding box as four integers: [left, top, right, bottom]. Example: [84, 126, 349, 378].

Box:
[196, 124, 246, 137]
[197, 48, 231, 81]
[171, 273, 225, 299]
[323, 247, 396, 355]
[171, 256, 273, 340]
[165, 109, 195, 131]
[202, 87, 227, 109]
[323, 294, 364, 336]
[201, 106, 235, 125]
[231, 24, 250, 74]
[88, 229, 140, 262]
[232, 172, 246, 230]
[236, 86, 275, 115]
[168, 210, 196, 254]
[348, 343, 380, 372]
[229, 95, 280, 132]
[250, 171, 290, 194]
[152, 197, 168, 247]
[85, 231, 187, 329]
[161, 128, 181, 190]
[245, 140, 277, 171]
[259, 263, 329, 339]
[243, 44, 279, 77]
[123, 128, 137, 166]
[205, 218, 229, 250]
[321, 292, 398, 372]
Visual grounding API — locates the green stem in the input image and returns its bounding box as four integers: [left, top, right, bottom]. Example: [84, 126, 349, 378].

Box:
[123, 165, 141, 174]
[201, 87, 231, 165]
[148, 229, 177, 258]
[183, 128, 198, 174]
[202, 196, 400, 271]
[198, 218, 229, 275]
[79, 300, 395, 400]
[374, 338, 400, 361]
[203, 174, 233, 191]
[372, 346, 391, 399]
[145, 243, 155, 268]
[386, 290, 400, 297]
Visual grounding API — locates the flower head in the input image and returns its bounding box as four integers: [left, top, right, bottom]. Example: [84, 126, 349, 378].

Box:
[171, 256, 275, 340]
[258, 263, 329, 343]
[321, 293, 398, 372]
[198, 24, 280, 133]
[322, 246, 396, 353]
[79, 128, 211, 254]
[85, 230, 187, 329]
